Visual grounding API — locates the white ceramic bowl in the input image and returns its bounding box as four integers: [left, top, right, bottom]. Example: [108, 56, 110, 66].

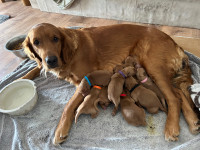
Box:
[0, 79, 38, 115]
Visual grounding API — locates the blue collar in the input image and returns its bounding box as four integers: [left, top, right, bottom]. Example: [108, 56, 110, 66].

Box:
[84, 76, 92, 87]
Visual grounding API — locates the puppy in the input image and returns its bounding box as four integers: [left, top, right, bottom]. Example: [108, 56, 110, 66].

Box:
[136, 67, 167, 112]
[125, 76, 165, 114]
[124, 56, 136, 67]
[75, 86, 102, 123]
[120, 92, 146, 126]
[75, 86, 111, 123]
[78, 70, 112, 97]
[108, 66, 135, 115]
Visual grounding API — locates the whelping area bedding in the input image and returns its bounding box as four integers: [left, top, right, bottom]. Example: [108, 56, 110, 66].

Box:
[0, 51, 200, 150]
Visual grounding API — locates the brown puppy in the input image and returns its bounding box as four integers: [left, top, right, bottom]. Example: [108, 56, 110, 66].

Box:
[22, 23, 199, 143]
[108, 66, 135, 115]
[78, 70, 112, 97]
[75, 86, 110, 123]
[124, 56, 137, 67]
[120, 92, 146, 126]
[136, 67, 167, 112]
[75, 86, 102, 123]
[125, 76, 165, 114]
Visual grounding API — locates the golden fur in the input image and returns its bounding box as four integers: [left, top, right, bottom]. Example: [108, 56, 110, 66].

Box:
[22, 23, 200, 144]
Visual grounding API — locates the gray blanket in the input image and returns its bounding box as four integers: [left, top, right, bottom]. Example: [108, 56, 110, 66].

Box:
[0, 51, 200, 150]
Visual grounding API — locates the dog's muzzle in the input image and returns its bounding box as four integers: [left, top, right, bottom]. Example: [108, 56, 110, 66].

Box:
[45, 56, 58, 68]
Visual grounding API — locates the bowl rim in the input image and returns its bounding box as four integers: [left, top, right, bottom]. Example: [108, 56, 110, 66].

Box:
[0, 79, 37, 113]
[4, 34, 27, 52]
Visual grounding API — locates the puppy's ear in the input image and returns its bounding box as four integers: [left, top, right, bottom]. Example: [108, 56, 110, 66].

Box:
[113, 65, 124, 73]
[23, 36, 42, 68]
[59, 28, 78, 64]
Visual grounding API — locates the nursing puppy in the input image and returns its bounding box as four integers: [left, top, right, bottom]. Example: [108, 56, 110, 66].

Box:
[136, 67, 167, 112]
[125, 76, 165, 114]
[124, 56, 137, 67]
[120, 92, 146, 126]
[75, 86, 102, 123]
[108, 66, 135, 115]
[78, 70, 112, 97]
[75, 86, 110, 123]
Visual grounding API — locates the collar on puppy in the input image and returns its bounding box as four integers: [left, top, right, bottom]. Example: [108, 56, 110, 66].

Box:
[84, 76, 92, 87]
[141, 77, 148, 83]
[130, 84, 140, 93]
[120, 94, 127, 97]
[119, 71, 126, 78]
[93, 85, 102, 90]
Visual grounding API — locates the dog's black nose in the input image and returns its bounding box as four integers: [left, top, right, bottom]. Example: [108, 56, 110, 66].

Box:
[45, 56, 58, 68]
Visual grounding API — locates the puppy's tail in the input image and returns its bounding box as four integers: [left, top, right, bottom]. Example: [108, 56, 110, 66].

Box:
[75, 107, 83, 124]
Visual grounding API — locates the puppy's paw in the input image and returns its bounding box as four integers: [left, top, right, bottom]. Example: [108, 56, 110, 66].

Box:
[164, 126, 180, 142]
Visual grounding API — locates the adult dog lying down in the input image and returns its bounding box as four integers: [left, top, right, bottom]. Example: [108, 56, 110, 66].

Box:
[22, 23, 200, 144]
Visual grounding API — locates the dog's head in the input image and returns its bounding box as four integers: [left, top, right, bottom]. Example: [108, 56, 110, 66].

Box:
[125, 76, 138, 90]
[122, 66, 135, 77]
[136, 68, 147, 80]
[23, 23, 78, 71]
[78, 78, 91, 97]
[113, 65, 124, 73]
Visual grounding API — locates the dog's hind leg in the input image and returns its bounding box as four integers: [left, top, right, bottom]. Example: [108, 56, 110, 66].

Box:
[173, 60, 200, 134]
[178, 88, 200, 134]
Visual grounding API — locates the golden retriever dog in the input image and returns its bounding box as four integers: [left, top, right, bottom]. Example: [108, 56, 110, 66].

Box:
[22, 23, 200, 144]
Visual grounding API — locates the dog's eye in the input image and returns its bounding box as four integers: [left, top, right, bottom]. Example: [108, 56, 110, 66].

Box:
[34, 40, 40, 46]
[53, 36, 58, 42]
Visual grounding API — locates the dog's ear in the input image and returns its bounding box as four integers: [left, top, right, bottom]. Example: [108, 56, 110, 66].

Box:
[59, 28, 78, 64]
[23, 36, 42, 68]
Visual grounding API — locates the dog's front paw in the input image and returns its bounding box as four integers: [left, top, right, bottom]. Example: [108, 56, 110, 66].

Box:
[53, 127, 68, 145]
[164, 125, 180, 141]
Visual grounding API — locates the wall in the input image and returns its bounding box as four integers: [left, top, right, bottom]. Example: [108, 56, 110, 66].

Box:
[29, 0, 200, 29]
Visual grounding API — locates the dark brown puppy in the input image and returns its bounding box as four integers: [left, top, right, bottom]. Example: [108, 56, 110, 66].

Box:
[78, 70, 112, 97]
[125, 76, 165, 114]
[120, 92, 146, 126]
[136, 67, 167, 112]
[108, 66, 135, 115]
